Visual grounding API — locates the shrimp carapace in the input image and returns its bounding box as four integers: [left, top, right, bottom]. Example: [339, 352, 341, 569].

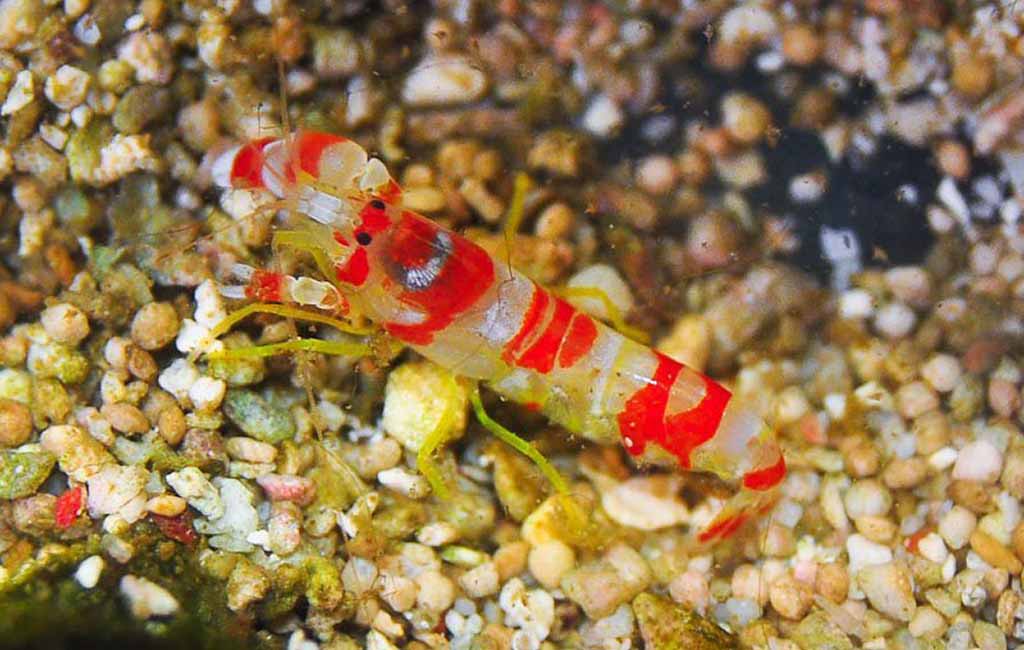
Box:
[210, 130, 787, 544]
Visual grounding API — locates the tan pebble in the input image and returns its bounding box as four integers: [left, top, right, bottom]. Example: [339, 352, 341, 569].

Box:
[0, 398, 32, 447]
[854, 516, 897, 544]
[970, 529, 1023, 573]
[157, 405, 186, 446]
[762, 522, 796, 557]
[882, 457, 928, 489]
[528, 540, 576, 590]
[225, 437, 278, 464]
[721, 93, 772, 145]
[668, 570, 709, 612]
[127, 346, 157, 382]
[493, 540, 529, 581]
[815, 562, 849, 604]
[768, 573, 811, 620]
[676, 149, 710, 185]
[459, 177, 505, 223]
[951, 479, 995, 514]
[998, 590, 1022, 635]
[908, 605, 947, 639]
[414, 570, 455, 614]
[146, 494, 187, 517]
[912, 411, 950, 454]
[1012, 522, 1024, 563]
[781, 24, 822, 66]
[401, 163, 434, 187]
[534, 202, 575, 241]
[935, 140, 970, 179]
[41, 303, 90, 346]
[988, 378, 1021, 418]
[101, 402, 150, 435]
[459, 561, 499, 598]
[471, 149, 503, 182]
[845, 439, 881, 477]
[951, 53, 994, 99]
[130, 302, 180, 351]
[858, 561, 916, 622]
[896, 381, 938, 419]
[658, 315, 711, 373]
[731, 564, 767, 605]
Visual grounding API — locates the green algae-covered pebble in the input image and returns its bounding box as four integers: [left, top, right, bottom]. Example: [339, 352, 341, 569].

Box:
[0, 369, 31, 403]
[789, 611, 854, 650]
[223, 389, 295, 444]
[632, 592, 737, 650]
[112, 85, 172, 134]
[26, 342, 90, 384]
[66, 119, 113, 186]
[53, 185, 100, 234]
[303, 557, 346, 612]
[207, 334, 266, 387]
[0, 450, 56, 500]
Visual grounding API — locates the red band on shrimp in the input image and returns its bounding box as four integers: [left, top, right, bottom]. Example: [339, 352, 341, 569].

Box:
[336, 248, 369, 286]
[617, 353, 731, 469]
[742, 454, 787, 491]
[284, 131, 348, 182]
[246, 269, 285, 302]
[383, 213, 494, 346]
[230, 137, 275, 188]
[698, 512, 749, 543]
[557, 313, 598, 369]
[515, 298, 575, 374]
[502, 285, 550, 364]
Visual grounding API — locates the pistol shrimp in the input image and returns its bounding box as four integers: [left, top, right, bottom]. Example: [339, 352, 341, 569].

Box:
[207, 129, 786, 544]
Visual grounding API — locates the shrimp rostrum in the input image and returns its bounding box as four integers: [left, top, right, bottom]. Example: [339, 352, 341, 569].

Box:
[209, 131, 786, 544]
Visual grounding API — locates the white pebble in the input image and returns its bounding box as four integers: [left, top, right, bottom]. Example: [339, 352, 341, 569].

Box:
[916, 532, 949, 564]
[377, 467, 430, 499]
[928, 446, 958, 471]
[74, 555, 105, 589]
[158, 359, 201, 402]
[582, 94, 624, 138]
[843, 480, 892, 519]
[874, 302, 916, 339]
[885, 266, 931, 306]
[938, 505, 977, 550]
[401, 56, 488, 107]
[1, 70, 34, 116]
[636, 155, 677, 196]
[846, 533, 893, 575]
[188, 376, 226, 412]
[839, 289, 874, 319]
[951, 440, 1003, 483]
[789, 172, 826, 203]
[921, 354, 961, 393]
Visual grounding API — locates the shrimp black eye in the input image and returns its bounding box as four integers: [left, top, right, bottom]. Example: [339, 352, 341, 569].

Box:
[355, 231, 373, 246]
[370, 199, 386, 210]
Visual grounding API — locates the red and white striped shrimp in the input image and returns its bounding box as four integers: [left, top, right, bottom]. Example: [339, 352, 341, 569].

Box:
[209, 130, 786, 543]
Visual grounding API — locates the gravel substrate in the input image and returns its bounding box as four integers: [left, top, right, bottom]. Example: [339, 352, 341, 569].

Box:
[2, 1, 1024, 649]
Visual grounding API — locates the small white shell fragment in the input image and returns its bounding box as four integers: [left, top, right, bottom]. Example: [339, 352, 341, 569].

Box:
[75, 555, 105, 589]
[377, 466, 431, 499]
[120, 575, 180, 619]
